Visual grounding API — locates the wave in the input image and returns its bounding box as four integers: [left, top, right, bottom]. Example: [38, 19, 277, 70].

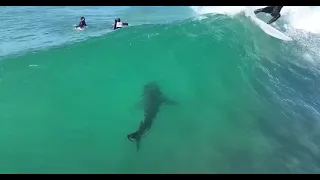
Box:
[190, 6, 320, 34]
[1, 14, 320, 173]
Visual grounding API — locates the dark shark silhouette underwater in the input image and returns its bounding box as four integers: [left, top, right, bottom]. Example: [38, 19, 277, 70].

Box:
[127, 82, 177, 151]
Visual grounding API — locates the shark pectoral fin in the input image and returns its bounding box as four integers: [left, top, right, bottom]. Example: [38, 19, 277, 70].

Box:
[163, 96, 178, 106]
[166, 99, 178, 105]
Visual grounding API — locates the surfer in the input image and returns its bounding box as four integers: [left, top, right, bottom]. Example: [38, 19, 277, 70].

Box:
[113, 18, 129, 30]
[254, 6, 283, 24]
[76, 17, 87, 29]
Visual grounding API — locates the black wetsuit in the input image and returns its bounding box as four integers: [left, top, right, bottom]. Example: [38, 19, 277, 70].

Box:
[76, 21, 87, 29]
[254, 6, 283, 24]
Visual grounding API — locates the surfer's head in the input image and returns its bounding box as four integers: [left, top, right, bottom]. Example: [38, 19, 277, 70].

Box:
[81, 17, 85, 21]
[115, 18, 121, 22]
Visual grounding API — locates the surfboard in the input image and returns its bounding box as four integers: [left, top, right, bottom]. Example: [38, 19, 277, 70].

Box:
[73, 24, 86, 31]
[250, 14, 292, 41]
[74, 27, 85, 31]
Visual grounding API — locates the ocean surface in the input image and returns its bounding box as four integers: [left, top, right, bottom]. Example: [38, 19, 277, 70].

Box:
[1, 6, 320, 174]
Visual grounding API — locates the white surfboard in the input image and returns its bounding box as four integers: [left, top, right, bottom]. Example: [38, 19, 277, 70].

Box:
[73, 24, 86, 31]
[250, 14, 292, 41]
[74, 27, 85, 31]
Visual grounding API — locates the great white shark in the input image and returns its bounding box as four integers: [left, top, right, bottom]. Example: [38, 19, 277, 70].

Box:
[127, 82, 177, 151]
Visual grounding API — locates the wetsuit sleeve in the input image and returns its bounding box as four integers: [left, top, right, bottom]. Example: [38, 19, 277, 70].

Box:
[84, 22, 87, 26]
[123, 22, 129, 26]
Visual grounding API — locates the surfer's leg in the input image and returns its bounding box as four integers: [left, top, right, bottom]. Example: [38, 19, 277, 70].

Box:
[254, 6, 274, 14]
[267, 14, 281, 24]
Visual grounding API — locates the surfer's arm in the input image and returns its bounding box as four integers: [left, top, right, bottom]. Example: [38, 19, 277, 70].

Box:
[123, 22, 129, 26]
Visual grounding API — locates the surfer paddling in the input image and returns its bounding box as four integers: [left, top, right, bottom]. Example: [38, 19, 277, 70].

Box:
[254, 6, 283, 24]
[76, 17, 87, 29]
[113, 18, 129, 30]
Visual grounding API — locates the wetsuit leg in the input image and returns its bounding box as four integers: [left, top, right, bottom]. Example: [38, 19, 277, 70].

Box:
[254, 6, 274, 14]
[267, 13, 281, 24]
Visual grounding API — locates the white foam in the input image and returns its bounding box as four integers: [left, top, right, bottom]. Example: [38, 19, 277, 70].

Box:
[190, 6, 320, 67]
[190, 6, 320, 35]
[282, 6, 320, 34]
[28, 64, 38, 67]
[190, 6, 248, 16]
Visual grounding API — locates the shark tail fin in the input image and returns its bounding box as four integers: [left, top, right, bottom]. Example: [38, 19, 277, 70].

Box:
[136, 138, 141, 151]
[127, 131, 141, 151]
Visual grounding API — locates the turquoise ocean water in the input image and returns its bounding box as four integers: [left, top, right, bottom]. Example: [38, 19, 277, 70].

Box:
[1, 6, 320, 174]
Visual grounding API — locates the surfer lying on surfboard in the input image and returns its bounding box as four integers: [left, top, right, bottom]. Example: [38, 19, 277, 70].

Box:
[75, 17, 87, 29]
[254, 6, 283, 24]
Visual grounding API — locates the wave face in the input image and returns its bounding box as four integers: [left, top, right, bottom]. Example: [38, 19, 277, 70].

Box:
[1, 7, 320, 173]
